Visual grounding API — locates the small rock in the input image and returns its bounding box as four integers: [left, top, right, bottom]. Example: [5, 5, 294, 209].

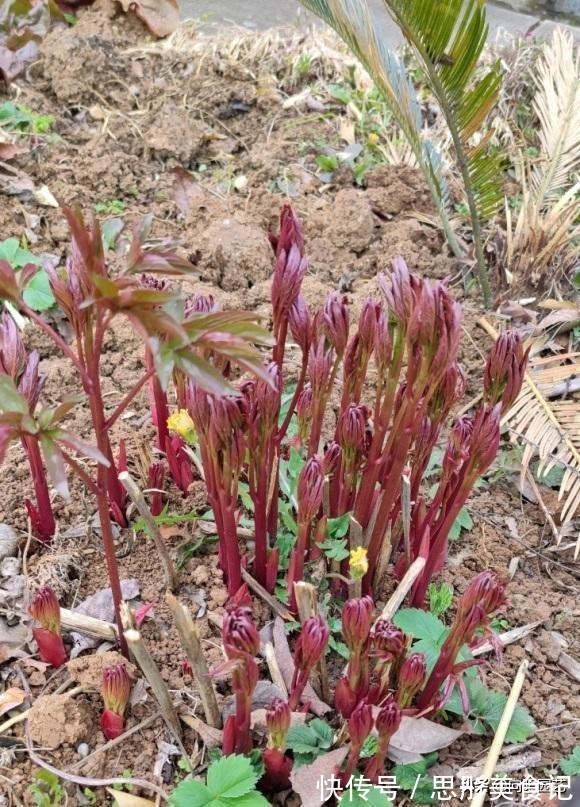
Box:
[210, 588, 228, 607]
[0, 525, 18, 561]
[0, 557, 20, 577]
[77, 742, 90, 757]
[193, 565, 209, 585]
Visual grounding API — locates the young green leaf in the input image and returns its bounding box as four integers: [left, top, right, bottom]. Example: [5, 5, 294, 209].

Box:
[428, 582, 454, 617]
[449, 506, 473, 541]
[393, 609, 447, 643]
[560, 746, 580, 776]
[22, 270, 55, 312]
[206, 755, 258, 799]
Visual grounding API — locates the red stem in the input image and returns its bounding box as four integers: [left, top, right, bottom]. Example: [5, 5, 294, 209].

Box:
[22, 435, 55, 541]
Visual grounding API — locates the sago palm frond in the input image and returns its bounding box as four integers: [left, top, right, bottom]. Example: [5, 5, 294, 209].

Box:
[505, 29, 580, 282]
[504, 352, 580, 557]
[299, 0, 503, 305]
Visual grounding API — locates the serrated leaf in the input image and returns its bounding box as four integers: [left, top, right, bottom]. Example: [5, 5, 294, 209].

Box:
[206, 755, 258, 799]
[22, 269, 55, 311]
[484, 691, 536, 742]
[309, 719, 334, 747]
[560, 746, 580, 776]
[394, 609, 447, 642]
[169, 779, 214, 807]
[328, 635, 349, 659]
[286, 725, 320, 754]
[327, 513, 350, 538]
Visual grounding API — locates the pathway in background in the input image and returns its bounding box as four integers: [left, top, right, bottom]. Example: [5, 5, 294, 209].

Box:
[183, 0, 579, 41]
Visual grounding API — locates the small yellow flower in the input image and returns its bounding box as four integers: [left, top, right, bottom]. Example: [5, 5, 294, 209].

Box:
[367, 132, 380, 147]
[167, 409, 196, 444]
[349, 546, 368, 580]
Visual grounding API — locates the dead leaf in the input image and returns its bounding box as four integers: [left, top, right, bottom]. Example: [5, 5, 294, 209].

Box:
[33, 185, 58, 208]
[70, 579, 139, 657]
[180, 713, 223, 747]
[105, 790, 156, 807]
[390, 716, 462, 755]
[539, 308, 580, 334]
[170, 167, 204, 217]
[134, 601, 155, 627]
[0, 143, 25, 160]
[499, 301, 537, 324]
[117, 0, 179, 38]
[272, 617, 331, 717]
[0, 163, 34, 195]
[339, 118, 356, 145]
[291, 747, 349, 806]
[0, 687, 25, 717]
[223, 680, 285, 721]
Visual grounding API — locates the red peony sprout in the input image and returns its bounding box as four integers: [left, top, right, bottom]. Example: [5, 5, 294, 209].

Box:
[100, 664, 131, 740]
[29, 587, 68, 668]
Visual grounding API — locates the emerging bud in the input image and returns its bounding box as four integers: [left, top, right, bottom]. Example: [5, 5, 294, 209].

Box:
[342, 596, 374, 652]
[397, 653, 426, 707]
[349, 547, 369, 581]
[29, 586, 61, 635]
[484, 331, 528, 413]
[297, 456, 324, 524]
[0, 313, 25, 380]
[271, 205, 307, 322]
[348, 699, 373, 747]
[337, 403, 368, 457]
[374, 306, 392, 375]
[184, 292, 218, 316]
[294, 615, 329, 673]
[375, 696, 402, 739]
[289, 295, 311, 354]
[167, 409, 196, 444]
[371, 620, 405, 661]
[266, 698, 291, 749]
[457, 571, 506, 624]
[100, 664, 131, 740]
[322, 291, 349, 357]
[223, 605, 260, 659]
[358, 298, 380, 354]
[322, 441, 341, 476]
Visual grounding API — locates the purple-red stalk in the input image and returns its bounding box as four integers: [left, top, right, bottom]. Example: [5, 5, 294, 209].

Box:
[364, 698, 402, 783]
[222, 605, 261, 754]
[289, 615, 329, 710]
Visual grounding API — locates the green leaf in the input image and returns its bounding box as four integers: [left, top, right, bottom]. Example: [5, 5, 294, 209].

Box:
[561, 746, 580, 776]
[309, 719, 334, 747]
[23, 270, 55, 311]
[428, 582, 454, 617]
[206, 755, 258, 799]
[169, 779, 214, 807]
[328, 635, 349, 659]
[394, 609, 447, 642]
[0, 237, 41, 269]
[0, 376, 29, 415]
[484, 691, 536, 743]
[449, 506, 473, 540]
[327, 513, 351, 538]
[286, 724, 321, 754]
[220, 795, 269, 807]
[319, 536, 350, 561]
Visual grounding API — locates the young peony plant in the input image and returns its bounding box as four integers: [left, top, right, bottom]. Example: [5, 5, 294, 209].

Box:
[163, 204, 526, 604]
[0, 210, 269, 654]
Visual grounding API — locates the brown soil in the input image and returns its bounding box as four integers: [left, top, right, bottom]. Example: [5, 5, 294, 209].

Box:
[0, 4, 578, 805]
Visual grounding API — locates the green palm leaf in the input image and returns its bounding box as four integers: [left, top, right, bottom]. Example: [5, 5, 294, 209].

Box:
[299, 0, 504, 304]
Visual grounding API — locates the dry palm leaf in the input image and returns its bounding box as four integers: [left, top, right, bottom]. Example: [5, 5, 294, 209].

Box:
[504, 350, 580, 556]
[505, 28, 580, 282]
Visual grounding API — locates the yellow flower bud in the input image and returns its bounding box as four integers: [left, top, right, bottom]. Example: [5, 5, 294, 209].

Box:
[167, 409, 196, 444]
[367, 132, 380, 147]
[349, 546, 368, 580]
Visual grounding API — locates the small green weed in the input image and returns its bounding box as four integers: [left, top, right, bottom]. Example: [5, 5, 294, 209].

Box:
[95, 199, 126, 216]
[169, 754, 268, 806]
[0, 101, 53, 135]
[28, 770, 65, 807]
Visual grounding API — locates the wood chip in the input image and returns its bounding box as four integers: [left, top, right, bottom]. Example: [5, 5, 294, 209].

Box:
[559, 652, 580, 682]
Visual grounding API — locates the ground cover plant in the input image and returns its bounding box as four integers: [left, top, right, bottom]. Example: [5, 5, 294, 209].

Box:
[0, 202, 539, 803]
[0, 2, 579, 803]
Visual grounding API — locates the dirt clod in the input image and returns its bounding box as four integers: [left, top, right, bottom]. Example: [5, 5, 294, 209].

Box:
[67, 651, 138, 689]
[28, 693, 96, 748]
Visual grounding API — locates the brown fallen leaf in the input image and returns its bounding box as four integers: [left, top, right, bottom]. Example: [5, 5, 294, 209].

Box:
[117, 0, 180, 38]
[0, 687, 25, 717]
[105, 790, 156, 807]
[171, 167, 204, 217]
[180, 713, 223, 747]
[291, 746, 349, 807]
[389, 716, 462, 755]
[272, 617, 331, 717]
